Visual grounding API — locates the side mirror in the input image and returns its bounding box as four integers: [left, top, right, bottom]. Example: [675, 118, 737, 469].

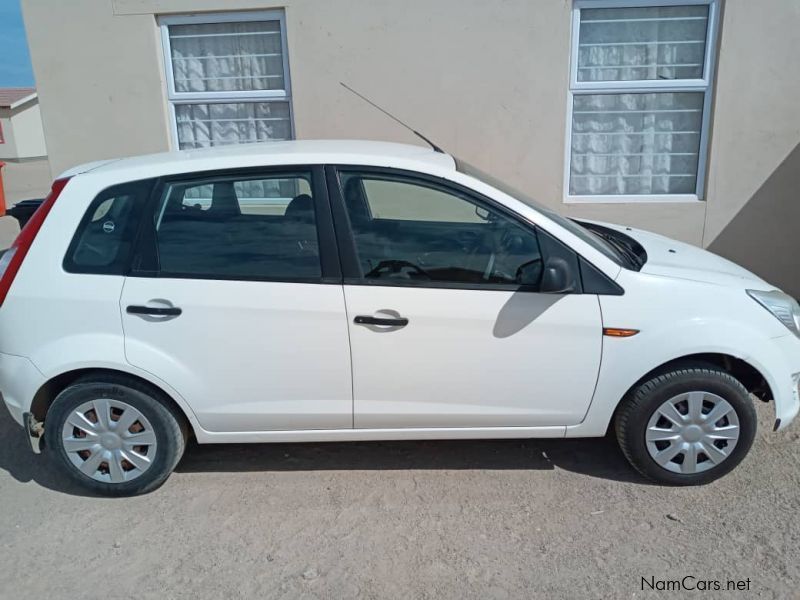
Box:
[540, 258, 576, 294]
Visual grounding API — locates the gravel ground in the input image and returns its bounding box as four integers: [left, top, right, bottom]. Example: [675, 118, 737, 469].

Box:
[0, 399, 798, 599]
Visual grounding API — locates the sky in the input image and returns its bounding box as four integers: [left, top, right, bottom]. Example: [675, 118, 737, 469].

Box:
[0, 0, 35, 87]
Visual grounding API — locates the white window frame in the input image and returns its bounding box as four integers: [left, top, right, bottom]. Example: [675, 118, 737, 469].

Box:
[158, 10, 294, 150]
[564, 0, 719, 204]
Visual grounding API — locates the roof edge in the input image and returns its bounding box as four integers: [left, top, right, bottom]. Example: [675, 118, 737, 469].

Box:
[9, 92, 38, 109]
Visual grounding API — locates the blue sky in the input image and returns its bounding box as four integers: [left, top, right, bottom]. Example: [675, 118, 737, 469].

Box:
[0, 0, 34, 87]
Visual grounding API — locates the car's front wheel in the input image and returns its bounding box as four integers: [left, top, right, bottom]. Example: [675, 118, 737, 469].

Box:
[44, 375, 186, 496]
[615, 366, 757, 485]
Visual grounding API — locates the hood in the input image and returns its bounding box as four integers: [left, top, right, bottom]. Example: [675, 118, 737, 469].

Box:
[588, 221, 773, 289]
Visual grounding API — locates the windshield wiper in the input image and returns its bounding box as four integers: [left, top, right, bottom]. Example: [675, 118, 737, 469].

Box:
[593, 232, 643, 270]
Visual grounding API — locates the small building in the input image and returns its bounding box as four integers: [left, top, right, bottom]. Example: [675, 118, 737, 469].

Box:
[0, 88, 47, 160]
[20, 0, 800, 295]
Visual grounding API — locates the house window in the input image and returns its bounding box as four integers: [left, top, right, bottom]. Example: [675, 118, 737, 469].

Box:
[159, 11, 293, 150]
[566, 0, 719, 201]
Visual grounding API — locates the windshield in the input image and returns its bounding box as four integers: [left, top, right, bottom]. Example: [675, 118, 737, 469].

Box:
[454, 158, 624, 266]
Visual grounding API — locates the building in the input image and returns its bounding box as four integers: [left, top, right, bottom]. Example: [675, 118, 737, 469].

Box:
[20, 0, 800, 295]
[0, 88, 47, 160]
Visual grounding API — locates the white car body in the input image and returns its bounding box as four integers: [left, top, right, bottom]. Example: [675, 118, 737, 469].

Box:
[0, 140, 798, 452]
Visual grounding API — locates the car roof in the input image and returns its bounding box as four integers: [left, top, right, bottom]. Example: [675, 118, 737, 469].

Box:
[63, 140, 457, 181]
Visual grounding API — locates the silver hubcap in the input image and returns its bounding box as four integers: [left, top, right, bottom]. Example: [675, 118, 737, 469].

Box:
[646, 391, 740, 474]
[61, 399, 157, 484]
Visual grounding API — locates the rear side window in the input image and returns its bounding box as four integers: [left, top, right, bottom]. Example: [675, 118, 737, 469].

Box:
[64, 180, 152, 274]
[152, 170, 321, 280]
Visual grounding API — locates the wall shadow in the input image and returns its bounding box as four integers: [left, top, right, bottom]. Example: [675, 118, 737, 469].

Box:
[0, 408, 650, 498]
[708, 141, 800, 298]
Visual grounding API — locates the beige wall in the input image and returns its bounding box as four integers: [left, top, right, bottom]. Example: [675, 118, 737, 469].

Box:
[20, 0, 800, 291]
[22, 1, 171, 173]
[703, 0, 800, 244]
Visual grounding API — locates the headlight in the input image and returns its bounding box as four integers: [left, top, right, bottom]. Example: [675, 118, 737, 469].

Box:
[747, 289, 800, 337]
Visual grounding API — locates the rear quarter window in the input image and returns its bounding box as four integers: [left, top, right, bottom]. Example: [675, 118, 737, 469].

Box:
[64, 179, 152, 274]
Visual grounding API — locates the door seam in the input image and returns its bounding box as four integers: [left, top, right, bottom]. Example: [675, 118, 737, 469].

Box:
[578, 294, 606, 424]
[340, 284, 356, 428]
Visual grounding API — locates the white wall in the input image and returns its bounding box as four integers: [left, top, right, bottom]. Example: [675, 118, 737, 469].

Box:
[11, 101, 48, 159]
[0, 109, 19, 160]
[0, 100, 47, 160]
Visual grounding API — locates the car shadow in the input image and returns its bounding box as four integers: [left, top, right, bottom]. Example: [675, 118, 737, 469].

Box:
[0, 409, 651, 497]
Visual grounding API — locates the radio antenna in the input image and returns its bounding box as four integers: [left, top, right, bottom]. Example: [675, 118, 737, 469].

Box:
[340, 82, 444, 153]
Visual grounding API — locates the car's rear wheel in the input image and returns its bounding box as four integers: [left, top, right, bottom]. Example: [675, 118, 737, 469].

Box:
[615, 366, 757, 485]
[44, 376, 186, 496]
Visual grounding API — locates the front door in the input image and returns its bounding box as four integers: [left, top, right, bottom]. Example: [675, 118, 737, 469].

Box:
[332, 168, 603, 429]
[121, 166, 352, 432]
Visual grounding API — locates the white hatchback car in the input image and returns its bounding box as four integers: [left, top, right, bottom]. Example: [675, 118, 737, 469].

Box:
[0, 140, 798, 495]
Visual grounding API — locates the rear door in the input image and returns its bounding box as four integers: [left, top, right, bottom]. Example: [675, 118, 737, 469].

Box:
[329, 167, 603, 429]
[121, 166, 352, 432]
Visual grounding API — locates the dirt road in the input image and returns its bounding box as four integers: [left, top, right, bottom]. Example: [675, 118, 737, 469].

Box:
[0, 400, 797, 599]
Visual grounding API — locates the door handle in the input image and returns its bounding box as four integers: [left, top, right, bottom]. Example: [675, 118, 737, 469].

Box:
[354, 315, 409, 327]
[126, 305, 182, 317]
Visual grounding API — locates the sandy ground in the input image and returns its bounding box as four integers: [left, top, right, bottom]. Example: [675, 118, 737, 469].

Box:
[0, 398, 798, 599]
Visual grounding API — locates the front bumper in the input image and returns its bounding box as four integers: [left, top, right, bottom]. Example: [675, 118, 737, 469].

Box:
[764, 335, 800, 432]
[0, 352, 45, 427]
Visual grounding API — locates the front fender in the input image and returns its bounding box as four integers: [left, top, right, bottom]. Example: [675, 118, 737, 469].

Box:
[568, 313, 800, 438]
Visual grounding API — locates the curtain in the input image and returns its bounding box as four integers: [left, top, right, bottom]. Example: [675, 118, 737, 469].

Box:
[169, 21, 285, 93]
[169, 20, 291, 150]
[570, 92, 704, 195]
[570, 5, 709, 196]
[174, 101, 291, 149]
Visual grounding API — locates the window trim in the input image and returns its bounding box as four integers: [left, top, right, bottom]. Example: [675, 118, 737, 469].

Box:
[564, 0, 719, 204]
[129, 165, 342, 284]
[326, 165, 618, 294]
[158, 10, 294, 150]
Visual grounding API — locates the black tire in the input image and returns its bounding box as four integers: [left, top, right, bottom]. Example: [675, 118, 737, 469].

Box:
[615, 367, 757, 486]
[44, 375, 187, 496]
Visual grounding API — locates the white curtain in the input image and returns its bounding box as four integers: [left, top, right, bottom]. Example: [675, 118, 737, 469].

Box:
[169, 20, 291, 150]
[570, 92, 703, 195]
[174, 101, 291, 149]
[169, 21, 285, 93]
[570, 5, 709, 196]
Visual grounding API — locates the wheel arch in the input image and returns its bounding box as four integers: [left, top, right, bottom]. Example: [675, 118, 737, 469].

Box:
[31, 367, 198, 437]
[604, 352, 772, 435]
[568, 349, 776, 439]
[623, 353, 773, 405]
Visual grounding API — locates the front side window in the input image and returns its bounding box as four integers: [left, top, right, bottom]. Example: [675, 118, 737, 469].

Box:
[160, 11, 292, 149]
[153, 171, 320, 280]
[340, 172, 544, 288]
[568, 1, 718, 200]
